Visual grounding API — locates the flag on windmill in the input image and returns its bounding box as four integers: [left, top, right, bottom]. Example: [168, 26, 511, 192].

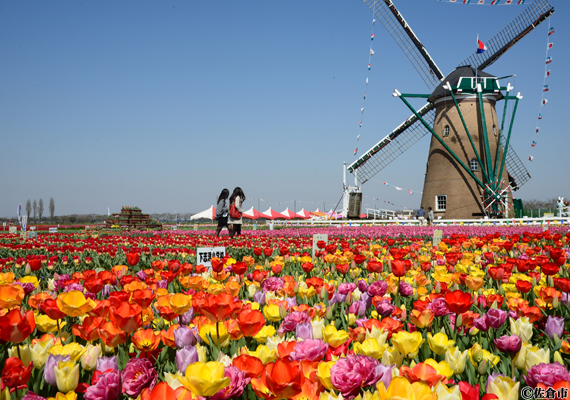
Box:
[476, 37, 487, 54]
[543, 85, 549, 92]
[547, 43, 553, 50]
[535, 127, 540, 133]
[529, 155, 534, 162]
[545, 70, 551, 78]
[546, 57, 552, 64]
[371, 34, 375, 40]
[370, 49, 375, 56]
[354, 148, 358, 155]
[368, 63, 371, 70]
[548, 27, 555, 36]
[542, 99, 548, 105]
[532, 141, 537, 147]
[538, 113, 543, 120]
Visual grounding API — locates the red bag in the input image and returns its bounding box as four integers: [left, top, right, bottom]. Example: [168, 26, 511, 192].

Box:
[229, 202, 241, 219]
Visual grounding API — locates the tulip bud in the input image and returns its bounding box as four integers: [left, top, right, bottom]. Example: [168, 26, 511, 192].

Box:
[326, 304, 336, 320]
[470, 327, 479, 336]
[472, 344, 483, 364]
[490, 300, 498, 309]
[455, 313, 463, 328]
[478, 359, 487, 375]
[532, 277, 537, 286]
[412, 292, 419, 301]
[371, 310, 379, 320]
[554, 351, 564, 365]
[80, 344, 102, 372]
[279, 304, 287, 319]
[553, 296, 560, 309]
[553, 333, 561, 345]
[345, 293, 354, 306]
[435, 282, 441, 294]
[320, 286, 328, 300]
[348, 313, 356, 327]
[440, 327, 446, 335]
[499, 285, 504, 295]
[410, 360, 417, 368]
[196, 343, 208, 363]
[8, 345, 32, 366]
[548, 276, 554, 288]
[101, 343, 115, 355]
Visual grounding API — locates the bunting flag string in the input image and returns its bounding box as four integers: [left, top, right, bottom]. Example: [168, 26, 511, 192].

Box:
[434, 0, 527, 4]
[371, 178, 423, 195]
[353, 15, 376, 157]
[529, 20, 553, 162]
[364, 195, 411, 210]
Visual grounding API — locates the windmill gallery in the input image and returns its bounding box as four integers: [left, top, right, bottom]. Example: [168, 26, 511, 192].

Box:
[347, 0, 554, 220]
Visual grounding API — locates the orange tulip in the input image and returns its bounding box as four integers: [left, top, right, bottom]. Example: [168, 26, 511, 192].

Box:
[27, 292, 52, 310]
[264, 359, 303, 399]
[410, 309, 435, 329]
[161, 324, 180, 348]
[224, 318, 244, 341]
[98, 320, 127, 347]
[277, 341, 297, 360]
[169, 293, 192, 315]
[131, 289, 155, 309]
[132, 329, 161, 352]
[460, 311, 480, 328]
[400, 362, 447, 388]
[194, 292, 242, 323]
[233, 354, 264, 379]
[0, 309, 36, 343]
[109, 302, 142, 333]
[72, 316, 104, 342]
[88, 300, 111, 319]
[237, 309, 266, 337]
[0, 284, 25, 309]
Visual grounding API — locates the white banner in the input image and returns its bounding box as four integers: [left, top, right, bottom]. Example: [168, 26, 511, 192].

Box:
[196, 247, 226, 267]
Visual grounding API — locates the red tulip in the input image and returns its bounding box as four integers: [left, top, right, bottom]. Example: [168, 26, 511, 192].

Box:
[391, 260, 406, 277]
[444, 290, 473, 315]
[126, 252, 140, 266]
[515, 280, 532, 294]
[0, 309, 36, 343]
[263, 248, 273, 257]
[1, 358, 32, 388]
[541, 262, 559, 276]
[253, 247, 262, 257]
[233, 262, 247, 275]
[301, 262, 314, 274]
[211, 257, 224, 273]
[458, 381, 480, 400]
[28, 258, 42, 271]
[39, 298, 66, 321]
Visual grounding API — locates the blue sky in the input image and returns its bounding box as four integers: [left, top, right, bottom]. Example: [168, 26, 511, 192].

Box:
[0, 0, 567, 217]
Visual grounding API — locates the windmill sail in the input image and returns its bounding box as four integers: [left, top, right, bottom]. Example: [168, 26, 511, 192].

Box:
[363, 0, 444, 89]
[351, 0, 553, 189]
[459, 0, 554, 70]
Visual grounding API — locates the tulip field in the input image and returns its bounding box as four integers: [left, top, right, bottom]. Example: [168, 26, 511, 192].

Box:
[1, 225, 570, 400]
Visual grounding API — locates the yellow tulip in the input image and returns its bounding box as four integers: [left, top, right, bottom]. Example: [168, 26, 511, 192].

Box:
[427, 332, 455, 356]
[80, 344, 102, 372]
[54, 360, 80, 394]
[164, 372, 185, 390]
[169, 293, 192, 315]
[524, 344, 550, 373]
[199, 323, 230, 348]
[424, 359, 454, 379]
[263, 304, 282, 322]
[253, 325, 276, 344]
[20, 275, 40, 288]
[49, 343, 86, 363]
[509, 317, 533, 343]
[382, 346, 405, 368]
[316, 361, 335, 390]
[353, 338, 384, 360]
[366, 326, 388, 346]
[391, 331, 424, 356]
[35, 313, 66, 333]
[487, 376, 519, 400]
[435, 383, 462, 400]
[180, 361, 231, 397]
[465, 276, 483, 291]
[56, 291, 95, 317]
[247, 345, 277, 364]
[445, 347, 468, 375]
[1, 388, 10, 400]
[8, 344, 32, 366]
[322, 325, 349, 348]
[378, 376, 436, 400]
[196, 343, 208, 363]
[47, 392, 77, 400]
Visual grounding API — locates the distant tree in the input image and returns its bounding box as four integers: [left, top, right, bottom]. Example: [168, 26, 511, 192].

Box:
[33, 200, 37, 221]
[69, 215, 77, 223]
[25, 200, 32, 219]
[38, 199, 44, 222]
[49, 198, 55, 222]
[523, 197, 562, 209]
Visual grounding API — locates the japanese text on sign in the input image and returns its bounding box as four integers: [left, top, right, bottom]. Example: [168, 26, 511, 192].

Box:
[196, 247, 226, 267]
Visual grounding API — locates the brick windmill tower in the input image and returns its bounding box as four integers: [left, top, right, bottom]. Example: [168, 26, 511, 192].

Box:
[348, 0, 554, 218]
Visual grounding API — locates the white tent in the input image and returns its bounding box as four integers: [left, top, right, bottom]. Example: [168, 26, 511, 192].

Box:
[190, 205, 216, 220]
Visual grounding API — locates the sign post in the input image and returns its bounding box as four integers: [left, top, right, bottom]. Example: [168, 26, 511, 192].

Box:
[432, 230, 443, 247]
[312, 234, 328, 258]
[196, 247, 226, 268]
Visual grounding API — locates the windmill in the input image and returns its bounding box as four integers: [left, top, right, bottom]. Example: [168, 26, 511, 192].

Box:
[348, 0, 554, 219]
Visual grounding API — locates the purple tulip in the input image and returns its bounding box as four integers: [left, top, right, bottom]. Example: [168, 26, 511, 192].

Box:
[174, 325, 198, 349]
[295, 322, 314, 340]
[253, 291, 266, 306]
[121, 358, 158, 397]
[494, 335, 522, 354]
[544, 315, 565, 339]
[180, 308, 195, 325]
[338, 283, 357, 295]
[367, 281, 387, 297]
[473, 316, 490, 332]
[96, 355, 118, 373]
[357, 279, 369, 293]
[524, 362, 570, 388]
[136, 270, 148, 281]
[398, 281, 414, 297]
[84, 370, 121, 400]
[330, 292, 347, 305]
[348, 300, 367, 317]
[290, 339, 329, 362]
[176, 346, 199, 374]
[211, 366, 250, 400]
[375, 299, 395, 318]
[44, 354, 70, 386]
[376, 363, 396, 391]
[486, 308, 507, 329]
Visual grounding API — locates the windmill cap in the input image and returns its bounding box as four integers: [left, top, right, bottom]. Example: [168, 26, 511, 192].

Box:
[428, 66, 502, 103]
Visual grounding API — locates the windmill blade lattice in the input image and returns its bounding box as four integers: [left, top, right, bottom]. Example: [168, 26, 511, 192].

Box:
[348, 103, 435, 183]
[459, 0, 554, 71]
[363, 0, 444, 89]
[500, 136, 530, 191]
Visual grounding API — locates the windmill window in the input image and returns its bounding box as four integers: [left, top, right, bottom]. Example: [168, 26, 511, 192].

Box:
[436, 195, 447, 211]
[493, 125, 497, 136]
[470, 159, 479, 171]
[443, 125, 450, 137]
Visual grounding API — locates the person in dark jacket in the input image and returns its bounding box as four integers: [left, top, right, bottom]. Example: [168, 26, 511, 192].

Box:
[228, 187, 246, 238]
[215, 188, 229, 237]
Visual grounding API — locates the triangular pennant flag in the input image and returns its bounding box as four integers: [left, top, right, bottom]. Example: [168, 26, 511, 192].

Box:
[371, 34, 375, 40]
[372, 19, 376, 26]
[532, 141, 537, 147]
[536, 127, 540, 133]
[361, 107, 364, 113]
[538, 113, 543, 120]
[546, 56, 553, 64]
[529, 155, 534, 161]
[359, 121, 362, 127]
[545, 70, 551, 77]
[547, 43, 553, 50]
[543, 85, 549, 92]
[408, 190, 414, 194]
[383, 182, 389, 186]
[394, 187, 403, 191]
[354, 148, 358, 155]
[542, 99, 548, 105]
[368, 63, 371, 70]
[370, 49, 375, 56]
[363, 92, 366, 99]
[548, 27, 555, 36]
[357, 134, 360, 141]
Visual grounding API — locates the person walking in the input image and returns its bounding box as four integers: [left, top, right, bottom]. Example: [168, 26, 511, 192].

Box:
[417, 206, 426, 225]
[427, 207, 434, 226]
[214, 188, 229, 237]
[228, 187, 246, 238]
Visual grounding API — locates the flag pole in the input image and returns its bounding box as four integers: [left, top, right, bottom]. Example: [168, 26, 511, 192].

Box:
[475, 34, 479, 83]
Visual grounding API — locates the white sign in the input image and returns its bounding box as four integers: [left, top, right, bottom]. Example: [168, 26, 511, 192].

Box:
[194, 224, 198, 231]
[196, 247, 226, 267]
[433, 230, 443, 247]
[312, 234, 328, 258]
[9, 227, 17, 234]
[21, 216, 27, 232]
[269, 221, 274, 231]
[49, 227, 58, 233]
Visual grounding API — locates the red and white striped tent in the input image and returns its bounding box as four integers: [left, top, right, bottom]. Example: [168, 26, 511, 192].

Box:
[280, 208, 305, 219]
[190, 205, 216, 220]
[259, 208, 287, 220]
[243, 207, 261, 220]
[295, 209, 312, 219]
